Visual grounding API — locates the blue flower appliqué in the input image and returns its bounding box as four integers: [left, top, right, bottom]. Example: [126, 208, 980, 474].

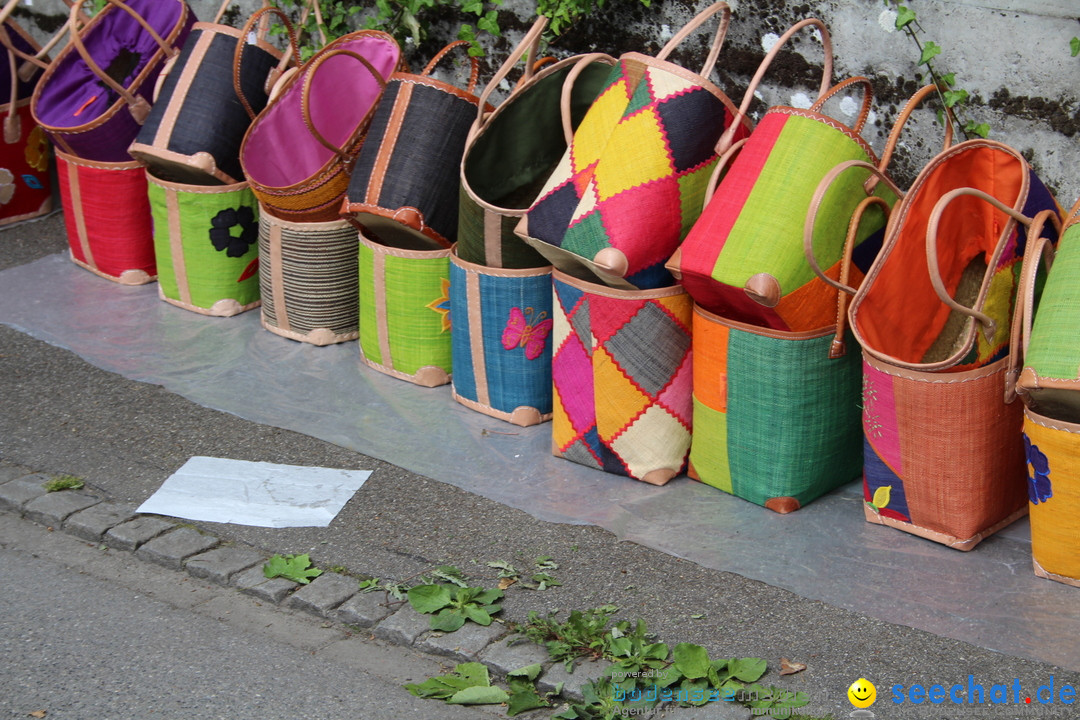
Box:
[1024, 433, 1052, 505]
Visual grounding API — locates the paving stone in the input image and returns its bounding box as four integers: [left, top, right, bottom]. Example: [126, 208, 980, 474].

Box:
[233, 565, 298, 604]
[539, 658, 612, 701]
[335, 591, 396, 628]
[185, 547, 265, 586]
[63, 502, 138, 542]
[285, 573, 357, 618]
[104, 516, 176, 551]
[372, 606, 432, 646]
[419, 620, 507, 662]
[478, 634, 550, 677]
[23, 491, 101, 527]
[0, 473, 50, 512]
[135, 526, 219, 570]
[0, 464, 34, 484]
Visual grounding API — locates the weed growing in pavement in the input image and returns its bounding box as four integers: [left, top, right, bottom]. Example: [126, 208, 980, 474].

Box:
[488, 555, 563, 591]
[407, 582, 504, 632]
[43, 475, 84, 492]
[263, 553, 323, 584]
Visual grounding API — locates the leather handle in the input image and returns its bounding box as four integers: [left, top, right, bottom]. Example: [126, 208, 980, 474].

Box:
[301, 47, 386, 161]
[809, 75, 873, 135]
[557, 51, 616, 145]
[473, 15, 547, 130]
[421, 40, 480, 94]
[234, 6, 300, 120]
[655, 1, 730, 78]
[1005, 211, 1059, 403]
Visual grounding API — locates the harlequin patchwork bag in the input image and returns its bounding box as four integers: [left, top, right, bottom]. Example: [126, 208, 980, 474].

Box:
[31, 0, 195, 162]
[458, 17, 616, 269]
[518, 2, 749, 289]
[343, 41, 486, 250]
[129, 2, 300, 185]
[449, 248, 553, 426]
[357, 233, 451, 387]
[240, 31, 402, 222]
[1011, 199, 1080, 585]
[259, 212, 359, 345]
[671, 21, 901, 331]
[57, 149, 154, 284]
[551, 270, 693, 484]
[848, 149, 1061, 549]
[147, 173, 261, 316]
[0, 2, 63, 226]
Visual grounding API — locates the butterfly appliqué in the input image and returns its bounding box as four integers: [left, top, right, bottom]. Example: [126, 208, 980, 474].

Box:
[502, 307, 553, 361]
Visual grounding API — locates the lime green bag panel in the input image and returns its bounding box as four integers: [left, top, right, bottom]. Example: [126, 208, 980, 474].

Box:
[148, 174, 261, 316]
[358, 233, 451, 386]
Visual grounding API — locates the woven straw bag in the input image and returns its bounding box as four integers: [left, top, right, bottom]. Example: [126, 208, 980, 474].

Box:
[458, 17, 616, 269]
[129, 2, 301, 185]
[147, 173, 261, 316]
[846, 147, 1061, 549]
[518, 2, 749, 290]
[551, 269, 693, 485]
[31, 0, 194, 162]
[343, 41, 487, 250]
[57, 149, 154, 284]
[240, 32, 401, 222]
[449, 247, 553, 427]
[259, 212, 359, 345]
[358, 233, 451, 387]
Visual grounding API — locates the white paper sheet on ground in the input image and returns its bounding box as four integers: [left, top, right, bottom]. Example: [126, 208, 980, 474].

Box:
[137, 456, 372, 528]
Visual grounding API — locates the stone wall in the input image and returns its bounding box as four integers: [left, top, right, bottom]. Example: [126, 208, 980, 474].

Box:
[12, 0, 1080, 201]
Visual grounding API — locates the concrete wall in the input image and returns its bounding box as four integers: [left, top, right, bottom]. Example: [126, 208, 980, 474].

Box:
[12, 0, 1080, 201]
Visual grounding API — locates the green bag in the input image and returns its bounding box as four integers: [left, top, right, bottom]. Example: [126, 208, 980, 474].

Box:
[358, 232, 452, 386]
[147, 173, 261, 316]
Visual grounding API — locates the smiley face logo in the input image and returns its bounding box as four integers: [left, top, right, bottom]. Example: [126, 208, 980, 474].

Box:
[848, 678, 876, 708]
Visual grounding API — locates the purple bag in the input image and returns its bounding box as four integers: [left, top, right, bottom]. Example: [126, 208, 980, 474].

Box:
[30, 0, 194, 162]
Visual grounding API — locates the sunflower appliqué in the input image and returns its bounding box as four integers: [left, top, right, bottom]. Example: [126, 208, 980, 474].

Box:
[25, 125, 48, 172]
[1024, 433, 1052, 505]
[209, 206, 257, 258]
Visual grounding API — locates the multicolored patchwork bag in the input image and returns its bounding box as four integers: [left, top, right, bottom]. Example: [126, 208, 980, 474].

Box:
[449, 248, 553, 426]
[1011, 199, 1080, 585]
[31, 0, 195, 162]
[551, 269, 693, 484]
[357, 233, 451, 387]
[343, 41, 486, 251]
[147, 173, 261, 316]
[259, 213, 359, 345]
[518, 2, 748, 289]
[57, 149, 154, 284]
[848, 148, 1061, 550]
[240, 32, 402, 222]
[129, 3, 300, 185]
[671, 20, 898, 331]
[458, 16, 616, 269]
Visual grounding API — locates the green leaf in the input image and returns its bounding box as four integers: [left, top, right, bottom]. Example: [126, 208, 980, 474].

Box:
[894, 5, 916, 29]
[431, 608, 467, 632]
[939, 72, 956, 87]
[672, 643, 711, 680]
[507, 685, 550, 715]
[447, 685, 510, 705]
[918, 41, 942, 65]
[473, 588, 504, 605]
[404, 677, 460, 699]
[461, 0, 483, 14]
[730, 657, 767, 683]
[455, 662, 491, 685]
[477, 9, 501, 36]
[968, 122, 991, 138]
[508, 663, 543, 681]
[463, 605, 493, 626]
[1072, 37, 1080, 57]
[942, 89, 968, 108]
[263, 554, 323, 584]
[408, 584, 453, 613]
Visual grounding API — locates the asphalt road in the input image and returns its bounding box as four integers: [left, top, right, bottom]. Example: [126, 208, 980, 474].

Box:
[3, 212, 1080, 719]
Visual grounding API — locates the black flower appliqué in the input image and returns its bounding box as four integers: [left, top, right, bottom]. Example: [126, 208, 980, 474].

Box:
[209, 206, 257, 258]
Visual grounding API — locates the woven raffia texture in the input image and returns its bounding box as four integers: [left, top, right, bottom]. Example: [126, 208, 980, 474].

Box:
[523, 57, 741, 289]
[690, 305, 862, 510]
[1024, 409, 1080, 586]
[551, 271, 692, 483]
[679, 109, 891, 331]
[358, 234, 451, 385]
[861, 354, 1027, 546]
[31, 0, 194, 162]
[1020, 220, 1080, 421]
[259, 214, 358, 344]
[346, 77, 480, 248]
[449, 252, 552, 425]
[132, 25, 280, 185]
[57, 152, 154, 284]
[148, 176, 261, 316]
[458, 56, 612, 269]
